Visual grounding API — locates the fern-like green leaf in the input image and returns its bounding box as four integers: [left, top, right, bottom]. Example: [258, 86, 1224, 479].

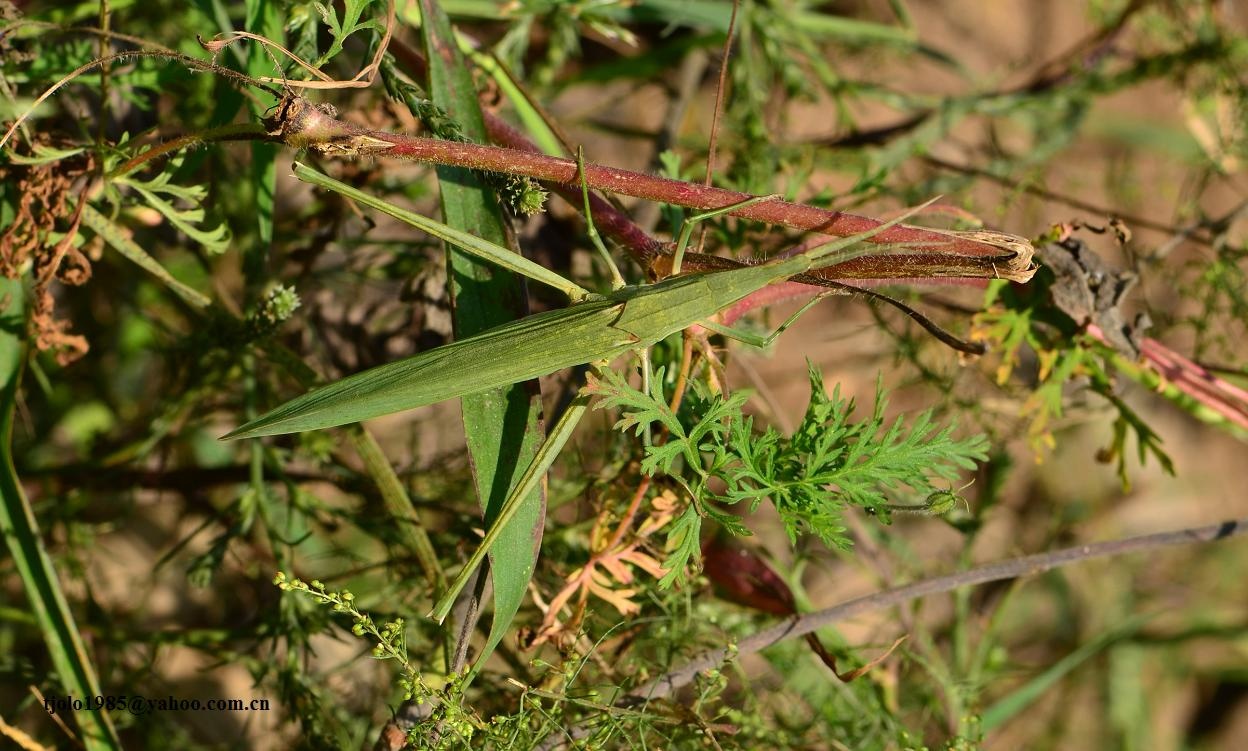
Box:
[592, 361, 988, 585]
[659, 504, 702, 589]
[715, 364, 988, 545]
[113, 158, 231, 255]
[586, 368, 685, 439]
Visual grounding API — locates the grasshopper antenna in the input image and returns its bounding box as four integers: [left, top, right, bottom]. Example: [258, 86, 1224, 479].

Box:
[1, 50, 279, 151]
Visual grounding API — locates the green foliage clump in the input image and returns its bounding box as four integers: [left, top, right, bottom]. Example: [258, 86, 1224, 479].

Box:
[588, 362, 988, 585]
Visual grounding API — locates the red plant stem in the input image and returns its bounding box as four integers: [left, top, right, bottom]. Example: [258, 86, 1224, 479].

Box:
[604, 476, 654, 554]
[386, 37, 667, 263]
[1088, 324, 1248, 430]
[377, 135, 993, 253]
[389, 37, 1005, 280]
[270, 96, 1034, 282]
[479, 137, 667, 264]
[344, 40, 1034, 284]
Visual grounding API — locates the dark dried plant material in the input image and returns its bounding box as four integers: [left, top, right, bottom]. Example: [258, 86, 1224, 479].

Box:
[702, 536, 797, 616]
[0, 1, 33, 64]
[1049, 221, 1138, 320]
[1038, 236, 1149, 359]
[702, 537, 904, 682]
[971, 225, 1203, 479]
[0, 146, 95, 364]
[1037, 227, 1248, 434]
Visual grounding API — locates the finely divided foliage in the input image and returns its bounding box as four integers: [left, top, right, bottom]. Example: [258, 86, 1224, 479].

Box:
[587, 364, 988, 585]
[717, 365, 988, 541]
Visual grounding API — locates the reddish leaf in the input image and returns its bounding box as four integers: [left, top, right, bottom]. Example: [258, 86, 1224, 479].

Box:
[702, 536, 797, 616]
[704, 537, 906, 682]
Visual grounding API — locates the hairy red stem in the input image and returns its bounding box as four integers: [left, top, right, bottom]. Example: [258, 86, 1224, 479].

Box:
[268, 96, 1035, 283]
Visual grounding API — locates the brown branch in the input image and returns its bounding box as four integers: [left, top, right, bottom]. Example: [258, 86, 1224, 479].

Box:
[639, 518, 1246, 699]
[539, 517, 1247, 749]
[266, 96, 1036, 283]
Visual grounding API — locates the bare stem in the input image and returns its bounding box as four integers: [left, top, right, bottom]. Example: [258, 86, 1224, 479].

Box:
[538, 517, 1248, 749]
[639, 518, 1247, 700]
[266, 96, 1035, 283]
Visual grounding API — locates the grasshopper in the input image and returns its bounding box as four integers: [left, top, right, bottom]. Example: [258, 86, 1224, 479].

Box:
[224, 160, 937, 620]
[225, 163, 932, 440]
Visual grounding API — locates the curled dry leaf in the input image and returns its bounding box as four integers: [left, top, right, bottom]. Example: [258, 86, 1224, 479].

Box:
[522, 490, 680, 649]
[0, 146, 95, 364]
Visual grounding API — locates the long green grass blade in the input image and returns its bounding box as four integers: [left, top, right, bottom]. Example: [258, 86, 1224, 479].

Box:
[430, 392, 592, 632]
[223, 298, 626, 439]
[419, 0, 548, 676]
[981, 614, 1153, 731]
[0, 277, 122, 751]
[78, 202, 211, 309]
[226, 202, 930, 440]
[465, 48, 565, 156]
[293, 163, 588, 300]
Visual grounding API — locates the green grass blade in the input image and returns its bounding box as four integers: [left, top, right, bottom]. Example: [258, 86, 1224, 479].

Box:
[226, 202, 938, 440]
[78, 202, 211, 309]
[292, 163, 588, 300]
[223, 298, 627, 440]
[465, 48, 564, 157]
[0, 277, 122, 751]
[419, 0, 548, 676]
[981, 613, 1153, 731]
[429, 393, 592, 631]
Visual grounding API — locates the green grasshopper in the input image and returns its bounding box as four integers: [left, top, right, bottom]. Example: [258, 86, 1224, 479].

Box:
[226, 163, 931, 439]
[225, 160, 935, 619]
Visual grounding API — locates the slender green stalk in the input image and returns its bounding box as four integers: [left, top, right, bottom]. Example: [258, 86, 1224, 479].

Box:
[293, 162, 589, 302]
[429, 392, 593, 626]
[348, 427, 446, 593]
[0, 279, 122, 751]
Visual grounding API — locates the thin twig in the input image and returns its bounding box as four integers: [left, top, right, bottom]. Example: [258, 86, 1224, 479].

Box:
[0, 50, 278, 149]
[635, 518, 1246, 701]
[198, 0, 396, 89]
[540, 517, 1247, 748]
[695, 0, 741, 257]
[921, 154, 1220, 245]
[802, 0, 1146, 151]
